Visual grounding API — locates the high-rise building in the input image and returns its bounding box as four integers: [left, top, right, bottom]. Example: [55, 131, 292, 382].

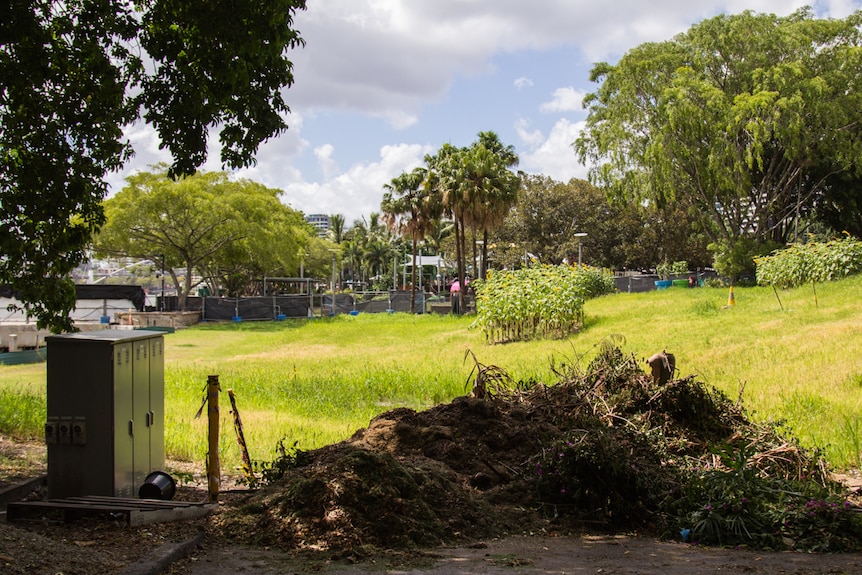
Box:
[305, 214, 330, 238]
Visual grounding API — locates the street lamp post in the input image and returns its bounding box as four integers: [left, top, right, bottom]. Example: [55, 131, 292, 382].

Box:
[160, 254, 165, 311]
[574, 233, 588, 267]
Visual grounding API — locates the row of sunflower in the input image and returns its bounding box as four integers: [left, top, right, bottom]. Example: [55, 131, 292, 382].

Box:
[472, 264, 616, 343]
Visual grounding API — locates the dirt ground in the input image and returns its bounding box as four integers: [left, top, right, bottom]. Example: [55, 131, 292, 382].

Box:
[173, 534, 862, 575]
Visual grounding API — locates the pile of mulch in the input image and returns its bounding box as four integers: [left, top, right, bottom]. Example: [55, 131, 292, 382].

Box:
[212, 343, 839, 555]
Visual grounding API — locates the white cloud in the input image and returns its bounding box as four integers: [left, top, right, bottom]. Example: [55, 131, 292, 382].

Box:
[108, 112, 310, 195]
[281, 143, 434, 224]
[314, 144, 338, 181]
[112, 0, 861, 222]
[514, 76, 534, 89]
[520, 119, 588, 183]
[818, 0, 861, 17]
[539, 87, 586, 113]
[514, 118, 544, 149]
[286, 1, 826, 126]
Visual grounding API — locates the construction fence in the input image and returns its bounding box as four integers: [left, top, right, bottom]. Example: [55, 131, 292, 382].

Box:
[193, 291, 474, 322]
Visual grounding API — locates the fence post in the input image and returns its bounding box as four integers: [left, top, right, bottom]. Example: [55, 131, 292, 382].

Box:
[228, 389, 255, 485]
[207, 375, 221, 502]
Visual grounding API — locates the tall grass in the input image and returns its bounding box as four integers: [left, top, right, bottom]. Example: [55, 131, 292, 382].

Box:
[2, 276, 862, 475]
[0, 386, 45, 439]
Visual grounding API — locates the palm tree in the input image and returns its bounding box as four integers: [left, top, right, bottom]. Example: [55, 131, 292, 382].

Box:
[381, 167, 440, 312]
[345, 213, 396, 290]
[424, 218, 453, 254]
[421, 133, 520, 313]
[462, 134, 520, 280]
[424, 143, 471, 313]
[328, 214, 345, 244]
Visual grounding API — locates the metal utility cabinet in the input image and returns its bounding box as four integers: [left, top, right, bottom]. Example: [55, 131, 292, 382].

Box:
[45, 330, 165, 499]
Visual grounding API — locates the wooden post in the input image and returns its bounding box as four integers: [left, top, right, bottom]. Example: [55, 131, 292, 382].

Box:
[228, 389, 255, 485]
[207, 375, 220, 502]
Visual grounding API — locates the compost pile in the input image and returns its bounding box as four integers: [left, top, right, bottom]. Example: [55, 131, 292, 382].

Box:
[212, 342, 858, 555]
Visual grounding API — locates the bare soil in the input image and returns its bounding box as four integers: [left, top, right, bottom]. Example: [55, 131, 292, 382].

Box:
[174, 534, 862, 575]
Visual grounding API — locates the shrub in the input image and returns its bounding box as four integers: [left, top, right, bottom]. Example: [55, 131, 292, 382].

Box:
[755, 236, 862, 288]
[709, 238, 781, 283]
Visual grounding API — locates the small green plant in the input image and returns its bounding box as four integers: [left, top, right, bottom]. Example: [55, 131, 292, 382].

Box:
[656, 262, 671, 280]
[251, 439, 310, 488]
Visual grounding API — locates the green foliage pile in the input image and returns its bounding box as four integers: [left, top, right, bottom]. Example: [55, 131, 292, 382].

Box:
[526, 343, 862, 551]
[473, 265, 616, 343]
[227, 340, 861, 554]
[755, 236, 862, 289]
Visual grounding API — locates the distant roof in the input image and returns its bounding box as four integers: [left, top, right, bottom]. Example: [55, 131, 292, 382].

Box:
[0, 284, 146, 311]
[401, 255, 447, 268]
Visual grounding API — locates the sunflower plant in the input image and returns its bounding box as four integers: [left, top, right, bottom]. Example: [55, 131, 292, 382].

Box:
[472, 264, 615, 343]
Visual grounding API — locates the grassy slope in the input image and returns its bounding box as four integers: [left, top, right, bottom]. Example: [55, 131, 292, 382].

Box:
[2, 276, 861, 473]
[579, 277, 862, 468]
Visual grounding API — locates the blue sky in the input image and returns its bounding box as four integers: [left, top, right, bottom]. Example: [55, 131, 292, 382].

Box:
[108, 0, 862, 226]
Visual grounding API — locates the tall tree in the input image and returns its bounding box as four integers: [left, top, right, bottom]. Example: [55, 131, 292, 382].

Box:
[0, 0, 307, 331]
[424, 133, 519, 312]
[462, 132, 520, 280]
[94, 168, 309, 309]
[425, 144, 469, 312]
[382, 167, 439, 312]
[576, 8, 862, 275]
[492, 175, 709, 271]
[328, 214, 346, 244]
[199, 183, 310, 297]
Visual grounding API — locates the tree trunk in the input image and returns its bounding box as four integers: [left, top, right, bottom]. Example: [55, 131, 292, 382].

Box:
[457, 218, 467, 314]
[481, 229, 489, 280]
[471, 227, 478, 280]
[410, 234, 416, 313]
[453, 217, 465, 315]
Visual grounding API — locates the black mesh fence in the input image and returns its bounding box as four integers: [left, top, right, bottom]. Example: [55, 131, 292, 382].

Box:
[202, 295, 312, 321]
[323, 291, 425, 315]
[199, 291, 432, 321]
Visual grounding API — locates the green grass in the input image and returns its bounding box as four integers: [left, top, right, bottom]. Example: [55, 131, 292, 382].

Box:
[3, 276, 862, 475]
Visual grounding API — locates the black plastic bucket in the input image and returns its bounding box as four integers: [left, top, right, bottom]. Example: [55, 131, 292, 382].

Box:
[138, 470, 176, 500]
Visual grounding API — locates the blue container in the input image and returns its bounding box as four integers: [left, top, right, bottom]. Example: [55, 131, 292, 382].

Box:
[654, 280, 672, 290]
[349, 310, 359, 316]
[276, 313, 286, 321]
[232, 316, 242, 322]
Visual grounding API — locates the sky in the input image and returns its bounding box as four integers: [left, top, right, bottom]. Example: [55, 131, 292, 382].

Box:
[107, 0, 862, 226]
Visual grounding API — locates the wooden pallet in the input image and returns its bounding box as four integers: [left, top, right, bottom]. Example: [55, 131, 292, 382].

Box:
[0, 475, 47, 510]
[6, 496, 217, 526]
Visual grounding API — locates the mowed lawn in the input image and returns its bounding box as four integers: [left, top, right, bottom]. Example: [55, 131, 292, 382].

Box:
[2, 275, 861, 476]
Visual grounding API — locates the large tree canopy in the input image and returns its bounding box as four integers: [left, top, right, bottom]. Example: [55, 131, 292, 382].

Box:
[0, 0, 306, 331]
[491, 175, 710, 271]
[576, 8, 862, 269]
[94, 168, 310, 310]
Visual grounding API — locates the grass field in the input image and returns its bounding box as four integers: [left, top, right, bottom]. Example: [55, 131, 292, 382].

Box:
[2, 275, 861, 477]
